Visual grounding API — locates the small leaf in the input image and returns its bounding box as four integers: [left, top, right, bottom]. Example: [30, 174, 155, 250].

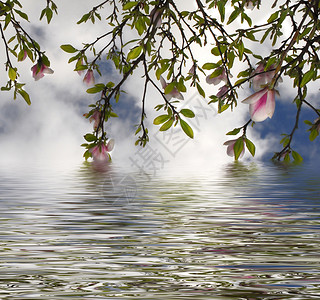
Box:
[8, 68, 16, 81]
[267, 11, 279, 23]
[300, 70, 315, 87]
[180, 119, 194, 139]
[226, 128, 241, 135]
[234, 138, 244, 160]
[123, 1, 138, 10]
[180, 109, 195, 118]
[18, 89, 31, 105]
[160, 118, 173, 131]
[84, 134, 97, 142]
[309, 129, 319, 141]
[127, 46, 142, 60]
[227, 8, 240, 25]
[60, 44, 77, 53]
[292, 150, 303, 163]
[153, 114, 170, 125]
[196, 83, 205, 98]
[110, 112, 118, 118]
[245, 138, 256, 157]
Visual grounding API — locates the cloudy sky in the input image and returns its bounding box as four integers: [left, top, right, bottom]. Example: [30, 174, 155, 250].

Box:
[0, 0, 319, 174]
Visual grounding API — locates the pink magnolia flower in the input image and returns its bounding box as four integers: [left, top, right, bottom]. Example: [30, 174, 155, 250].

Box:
[90, 139, 115, 161]
[206, 68, 228, 85]
[160, 76, 184, 100]
[224, 139, 245, 158]
[150, 7, 162, 28]
[188, 65, 196, 75]
[31, 60, 54, 81]
[251, 63, 275, 92]
[216, 85, 228, 99]
[242, 88, 275, 122]
[245, 1, 255, 10]
[89, 110, 101, 130]
[83, 70, 95, 86]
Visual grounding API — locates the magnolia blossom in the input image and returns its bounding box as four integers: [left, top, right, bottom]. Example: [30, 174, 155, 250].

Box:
[31, 60, 54, 81]
[160, 76, 184, 100]
[206, 68, 228, 85]
[216, 85, 228, 99]
[90, 139, 115, 161]
[83, 70, 95, 86]
[242, 88, 275, 122]
[150, 7, 162, 28]
[89, 110, 101, 130]
[245, 1, 255, 10]
[188, 65, 196, 75]
[224, 139, 245, 158]
[251, 63, 283, 92]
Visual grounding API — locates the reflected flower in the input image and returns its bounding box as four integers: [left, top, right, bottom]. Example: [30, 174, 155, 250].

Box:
[224, 139, 245, 158]
[160, 76, 184, 100]
[31, 60, 54, 81]
[242, 88, 275, 122]
[90, 139, 115, 161]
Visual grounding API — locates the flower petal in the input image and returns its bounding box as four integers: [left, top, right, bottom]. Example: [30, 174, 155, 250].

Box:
[249, 90, 275, 122]
[106, 139, 115, 151]
[160, 76, 167, 89]
[242, 88, 267, 104]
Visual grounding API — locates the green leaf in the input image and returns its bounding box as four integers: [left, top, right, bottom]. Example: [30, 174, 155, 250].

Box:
[284, 153, 290, 163]
[127, 46, 142, 60]
[245, 138, 256, 157]
[110, 112, 118, 118]
[180, 109, 195, 118]
[86, 84, 105, 94]
[227, 8, 240, 25]
[84, 134, 97, 142]
[217, 1, 225, 22]
[60, 44, 77, 53]
[8, 68, 16, 81]
[45, 7, 53, 23]
[202, 63, 218, 70]
[300, 70, 315, 87]
[14, 9, 29, 21]
[196, 83, 205, 98]
[83, 149, 92, 161]
[153, 114, 170, 125]
[309, 129, 319, 141]
[18, 89, 31, 105]
[160, 118, 173, 131]
[267, 11, 279, 23]
[123, 1, 138, 10]
[180, 119, 194, 139]
[77, 13, 90, 24]
[234, 138, 244, 160]
[292, 150, 303, 163]
[226, 128, 240, 135]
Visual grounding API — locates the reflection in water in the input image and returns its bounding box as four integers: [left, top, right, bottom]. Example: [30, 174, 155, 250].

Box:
[0, 160, 320, 299]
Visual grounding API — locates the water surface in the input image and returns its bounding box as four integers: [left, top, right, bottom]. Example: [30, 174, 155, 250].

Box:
[0, 160, 320, 299]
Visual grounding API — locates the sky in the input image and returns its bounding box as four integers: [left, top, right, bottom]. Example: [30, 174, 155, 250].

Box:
[0, 0, 319, 174]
